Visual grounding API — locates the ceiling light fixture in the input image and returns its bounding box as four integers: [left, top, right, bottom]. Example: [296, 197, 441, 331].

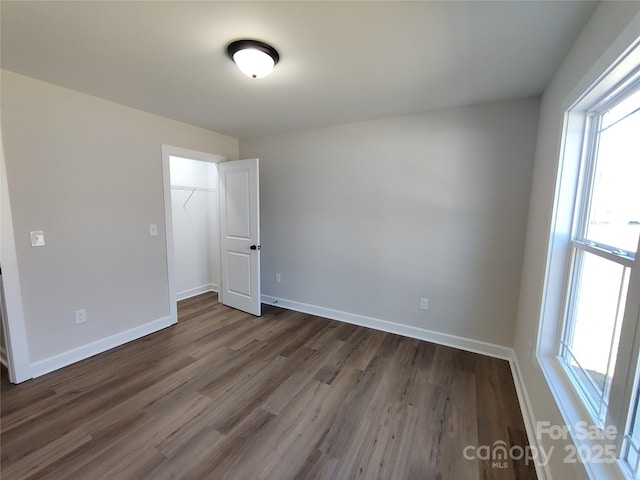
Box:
[227, 39, 280, 79]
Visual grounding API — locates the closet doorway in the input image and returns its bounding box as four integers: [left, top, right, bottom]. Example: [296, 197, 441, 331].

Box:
[162, 145, 262, 320]
[161, 145, 225, 323]
[170, 156, 220, 300]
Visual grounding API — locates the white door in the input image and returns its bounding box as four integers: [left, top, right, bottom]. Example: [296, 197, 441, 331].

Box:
[218, 158, 261, 316]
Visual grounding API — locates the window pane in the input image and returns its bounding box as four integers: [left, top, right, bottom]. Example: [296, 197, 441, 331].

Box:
[562, 250, 630, 420]
[585, 99, 640, 253]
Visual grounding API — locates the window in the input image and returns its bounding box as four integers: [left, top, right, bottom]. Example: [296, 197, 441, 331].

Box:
[559, 83, 640, 423]
[557, 74, 640, 477]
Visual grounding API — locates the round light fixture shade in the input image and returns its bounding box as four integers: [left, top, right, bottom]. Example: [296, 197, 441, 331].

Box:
[227, 39, 280, 79]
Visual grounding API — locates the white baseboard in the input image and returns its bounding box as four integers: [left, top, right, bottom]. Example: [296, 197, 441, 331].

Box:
[261, 294, 512, 360]
[30, 315, 176, 378]
[177, 284, 218, 301]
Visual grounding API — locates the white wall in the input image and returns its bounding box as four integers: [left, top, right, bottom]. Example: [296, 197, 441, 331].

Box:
[241, 97, 539, 348]
[170, 156, 219, 299]
[513, 3, 640, 479]
[0, 70, 238, 368]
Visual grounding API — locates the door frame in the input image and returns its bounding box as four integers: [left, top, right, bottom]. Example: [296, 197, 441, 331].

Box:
[161, 144, 226, 323]
[1, 136, 32, 383]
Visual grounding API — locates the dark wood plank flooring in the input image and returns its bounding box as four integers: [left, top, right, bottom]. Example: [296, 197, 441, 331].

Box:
[1, 292, 536, 479]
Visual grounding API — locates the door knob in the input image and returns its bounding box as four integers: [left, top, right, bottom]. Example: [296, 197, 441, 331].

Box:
[250, 245, 261, 250]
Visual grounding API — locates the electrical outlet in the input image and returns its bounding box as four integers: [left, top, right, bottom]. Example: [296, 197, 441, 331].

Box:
[75, 309, 87, 324]
[30, 231, 45, 247]
[275, 273, 281, 284]
[420, 298, 429, 310]
[149, 224, 158, 236]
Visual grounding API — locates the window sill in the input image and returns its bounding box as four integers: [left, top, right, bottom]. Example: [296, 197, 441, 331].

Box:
[538, 353, 630, 480]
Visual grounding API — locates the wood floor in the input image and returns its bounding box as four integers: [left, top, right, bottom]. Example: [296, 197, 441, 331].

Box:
[1, 293, 537, 480]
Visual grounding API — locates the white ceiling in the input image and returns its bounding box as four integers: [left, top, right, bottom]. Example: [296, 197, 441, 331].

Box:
[1, 1, 597, 138]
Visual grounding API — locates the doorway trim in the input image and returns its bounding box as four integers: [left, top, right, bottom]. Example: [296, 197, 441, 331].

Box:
[1, 138, 32, 383]
[161, 145, 226, 323]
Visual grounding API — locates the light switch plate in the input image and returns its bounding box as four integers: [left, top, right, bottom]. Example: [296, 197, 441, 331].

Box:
[30, 231, 45, 247]
[420, 297, 429, 310]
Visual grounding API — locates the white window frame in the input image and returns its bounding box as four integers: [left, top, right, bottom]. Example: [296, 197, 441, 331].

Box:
[622, 353, 640, 477]
[537, 38, 640, 480]
[558, 81, 639, 425]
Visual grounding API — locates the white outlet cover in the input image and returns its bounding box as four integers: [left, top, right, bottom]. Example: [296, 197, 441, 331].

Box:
[30, 231, 45, 247]
[420, 298, 429, 310]
[75, 309, 87, 324]
[149, 224, 158, 236]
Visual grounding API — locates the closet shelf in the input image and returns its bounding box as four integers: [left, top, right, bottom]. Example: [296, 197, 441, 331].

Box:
[170, 184, 216, 207]
[171, 184, 216, 192]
